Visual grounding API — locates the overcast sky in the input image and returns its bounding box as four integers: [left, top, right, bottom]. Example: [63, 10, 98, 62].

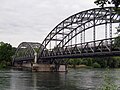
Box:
[0, 0, 97, 47]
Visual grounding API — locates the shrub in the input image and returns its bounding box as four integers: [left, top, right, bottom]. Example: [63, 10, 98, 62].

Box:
[92, 62, 101, 68]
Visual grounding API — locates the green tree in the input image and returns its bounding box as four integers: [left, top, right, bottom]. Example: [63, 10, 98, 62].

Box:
[114, 36, 120, 48]
[92, 62, 101, 68]
[0, 42, 14, 67]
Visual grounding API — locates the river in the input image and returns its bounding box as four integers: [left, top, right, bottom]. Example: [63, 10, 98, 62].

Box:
[0, 68, 120, 90]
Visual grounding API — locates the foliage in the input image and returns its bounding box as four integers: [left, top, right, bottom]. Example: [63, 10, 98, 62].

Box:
[94, 0, 120, 8]
[114, 36, 120, 48]
[92, 62, 101, 68]
[0, 61, 7, 69]
[67, 56, 120, 68]
[0, 42, 15, 68]
[34, 48, 39, 53]
[69, 59, 81, 68]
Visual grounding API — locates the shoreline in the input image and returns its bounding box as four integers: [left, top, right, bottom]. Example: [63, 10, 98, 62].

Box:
[68, 65, 91, 68]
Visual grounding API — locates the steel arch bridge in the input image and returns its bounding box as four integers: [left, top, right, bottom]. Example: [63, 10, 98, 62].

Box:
[13, 42, 44, 63]
[13, 7, 120, 64]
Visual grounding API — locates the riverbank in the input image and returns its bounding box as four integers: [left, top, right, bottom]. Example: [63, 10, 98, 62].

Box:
[68, 64, 91, 68]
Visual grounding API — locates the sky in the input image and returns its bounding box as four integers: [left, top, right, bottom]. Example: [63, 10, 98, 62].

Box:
[0, 0, 97, 47]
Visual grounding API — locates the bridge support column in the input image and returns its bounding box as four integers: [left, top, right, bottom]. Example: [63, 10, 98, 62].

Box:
[34, 52, 37, 63]
[32, 64, 67, 72]
[54, 64, 68, 72]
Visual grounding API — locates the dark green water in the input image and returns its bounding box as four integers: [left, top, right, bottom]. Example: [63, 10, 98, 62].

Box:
[0, 68, 120, 90]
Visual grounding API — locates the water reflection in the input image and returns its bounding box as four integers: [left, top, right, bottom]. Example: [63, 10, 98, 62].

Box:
[0, 68, 120, 90]
[0, 70, 10, 90]
[32, 72, 63, 90]
[8, 70, 82, 90]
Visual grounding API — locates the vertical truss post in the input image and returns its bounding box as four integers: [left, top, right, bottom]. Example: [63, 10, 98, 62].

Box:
[70, 18, 72, 48]
[93, 10, 96, 52]
[55, 35, 57, 46]
[109, 20, 112, 38]
[105, 21, 108, 45]
[93, 18, 96, 41]
[105, 22, 107, 40]
[81, 32, 82, 44]
[50, 35, 51, 51]
[71, 32, 73, 53]
[71, 32, 73, 47]
[50, 42, 51, 51]
[62, 23, 64, 47]
[68, 35, 70, 46]
[75, 29, 77, 51]
[62, 30, 64, 46]
[75, 29, 77, 45]
[109, 8, 112, 51]
[80, 31, 83, 51]
[55, 29, 57, 47]
[84, 25, 85, 43]
[80, 27, 83, 50]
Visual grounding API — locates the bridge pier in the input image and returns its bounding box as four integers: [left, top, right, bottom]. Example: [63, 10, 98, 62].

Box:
[32, 64, 67, 72]
[13, 61, 67, 72]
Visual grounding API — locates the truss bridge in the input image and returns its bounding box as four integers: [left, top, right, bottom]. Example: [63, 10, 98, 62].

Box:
[13, 7, 120, 71]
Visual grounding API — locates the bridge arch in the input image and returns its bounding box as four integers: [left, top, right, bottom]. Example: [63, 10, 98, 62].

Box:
[13, 42, 43, 63]
[39, 7, 120, 59]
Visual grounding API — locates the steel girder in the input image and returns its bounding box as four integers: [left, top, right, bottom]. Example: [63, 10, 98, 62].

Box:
[13, 42, 43, 62]
[39, 7, 120, 59]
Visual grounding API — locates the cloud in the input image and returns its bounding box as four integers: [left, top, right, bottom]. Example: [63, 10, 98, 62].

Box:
[0, 0, 96, 47]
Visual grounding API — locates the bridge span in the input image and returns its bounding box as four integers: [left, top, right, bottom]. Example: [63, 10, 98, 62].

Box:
[13, 7, 120, 71]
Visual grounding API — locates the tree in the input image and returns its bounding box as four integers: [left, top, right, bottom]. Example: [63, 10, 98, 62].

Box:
[94, 0, 120, 8]
[114, 36, 120, 49]
[0, 42, 14, 66]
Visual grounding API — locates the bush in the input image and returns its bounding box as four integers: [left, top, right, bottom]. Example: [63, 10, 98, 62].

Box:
[92, 62, 101, 68]
[0, 61, 7, 69]
[81, 60, 88, 65]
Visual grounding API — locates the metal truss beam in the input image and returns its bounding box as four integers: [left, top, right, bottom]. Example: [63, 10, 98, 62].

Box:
[39, 7, 120, 59]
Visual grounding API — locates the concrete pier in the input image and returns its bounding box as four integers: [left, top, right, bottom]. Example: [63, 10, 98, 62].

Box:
[32, 64, 66, 72]
[14, 62, 67, 72]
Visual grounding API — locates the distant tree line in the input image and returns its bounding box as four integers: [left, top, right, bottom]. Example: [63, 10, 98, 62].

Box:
[68, 57, 120, 68]
[68, 36, 120, 68]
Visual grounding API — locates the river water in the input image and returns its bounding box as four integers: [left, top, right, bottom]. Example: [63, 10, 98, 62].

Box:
[0, 68, 120, 90]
